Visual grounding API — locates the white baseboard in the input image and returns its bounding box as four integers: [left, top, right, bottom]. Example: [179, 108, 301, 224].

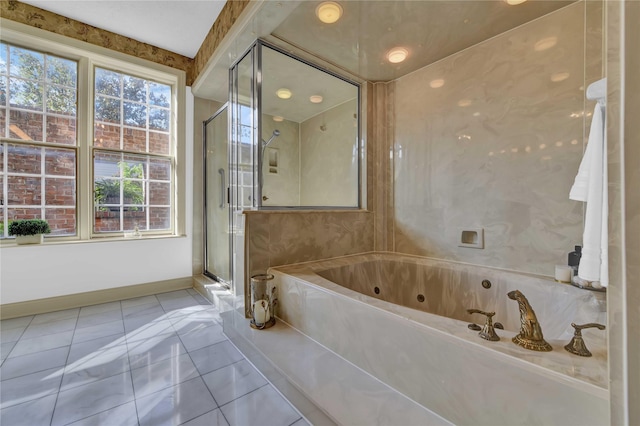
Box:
[0, 277, 194, 319]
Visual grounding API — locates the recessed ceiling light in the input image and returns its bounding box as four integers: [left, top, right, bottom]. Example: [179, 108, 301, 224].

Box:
[276, 88, 292, 99]
[550, 72, 570, 82]
[534, 36, 558, 51]
[429, 79, 445, 88]
[273, 116, 284, 122]
[387, 47, 408, 64]
[309, 95, 323, 104]
[505, 0, 527, 5]
[316, 1, 343, 24]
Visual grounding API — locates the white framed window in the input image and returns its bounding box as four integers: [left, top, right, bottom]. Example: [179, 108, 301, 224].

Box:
[0, 22, 185, 242]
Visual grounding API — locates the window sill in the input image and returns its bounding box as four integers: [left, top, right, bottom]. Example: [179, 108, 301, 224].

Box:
[0, 233, 186, 248]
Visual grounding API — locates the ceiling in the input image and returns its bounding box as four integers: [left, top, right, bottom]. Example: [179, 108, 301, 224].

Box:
[19, 0, 227, 58]
[272, 0, 574, 82]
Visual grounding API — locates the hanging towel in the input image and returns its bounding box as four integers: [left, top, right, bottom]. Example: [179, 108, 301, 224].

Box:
[569, 102, 608, 287]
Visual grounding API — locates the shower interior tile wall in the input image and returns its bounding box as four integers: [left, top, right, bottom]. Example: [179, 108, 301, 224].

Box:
[388, 2, 602, 276]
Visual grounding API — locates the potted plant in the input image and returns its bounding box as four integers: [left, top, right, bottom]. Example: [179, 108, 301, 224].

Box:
[9, 219, 51, 245]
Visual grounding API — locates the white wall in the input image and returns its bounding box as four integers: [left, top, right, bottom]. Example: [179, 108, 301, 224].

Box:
[0, 89, 195, 305]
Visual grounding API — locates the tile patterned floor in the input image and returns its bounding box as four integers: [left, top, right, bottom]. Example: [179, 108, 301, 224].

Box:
[0, 289, 308, 426]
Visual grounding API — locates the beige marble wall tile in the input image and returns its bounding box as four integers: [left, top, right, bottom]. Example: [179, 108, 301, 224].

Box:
[391, 3, 591, 276]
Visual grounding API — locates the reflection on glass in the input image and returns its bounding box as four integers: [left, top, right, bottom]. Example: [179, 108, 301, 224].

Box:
[259, 44, 359, 208]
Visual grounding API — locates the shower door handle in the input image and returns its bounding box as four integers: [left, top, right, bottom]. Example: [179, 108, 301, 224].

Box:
[218, 168, 225, 208]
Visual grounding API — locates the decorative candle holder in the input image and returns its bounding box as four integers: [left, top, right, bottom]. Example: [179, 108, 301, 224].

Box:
[250, 273, 277, 329]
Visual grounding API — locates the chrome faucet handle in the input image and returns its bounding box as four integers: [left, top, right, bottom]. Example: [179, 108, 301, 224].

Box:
[564, 322, 606, 357]
[467, 309, 500, 341]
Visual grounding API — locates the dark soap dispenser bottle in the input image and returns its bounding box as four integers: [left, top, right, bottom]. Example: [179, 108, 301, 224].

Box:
[568, 245, 582, 275]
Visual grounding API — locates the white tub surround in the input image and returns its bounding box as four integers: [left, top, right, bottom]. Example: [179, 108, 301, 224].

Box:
[272, 252, 608, 425]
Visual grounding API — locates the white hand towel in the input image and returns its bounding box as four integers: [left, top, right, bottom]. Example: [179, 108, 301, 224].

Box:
[569, 102, 608, 287]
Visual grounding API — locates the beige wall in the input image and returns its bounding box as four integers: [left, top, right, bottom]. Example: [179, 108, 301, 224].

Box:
[388, 3, 602, 276]
[261, 115, 300, 206]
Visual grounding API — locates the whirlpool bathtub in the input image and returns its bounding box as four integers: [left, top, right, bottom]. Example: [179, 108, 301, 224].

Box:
[271, 252, 608, 425]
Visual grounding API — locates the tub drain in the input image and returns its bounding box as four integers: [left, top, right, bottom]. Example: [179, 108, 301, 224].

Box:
[374, 287, 380, 294]
[417, 294, 425, 303]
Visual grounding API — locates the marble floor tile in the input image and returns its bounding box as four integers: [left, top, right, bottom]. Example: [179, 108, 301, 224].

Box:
[72, 320, 125, 344]
[67, 334, 127, 364]
[76, 309, 124, 330]
[181, 408, 229, 426]
[187, 289, 212, 305]
[291, 418, 312, 426]
[177, 323, 226, 352]
[0, 327, 27, 344]
[120, 294, 159, 309]
[21, 317, 77, 339]
[0, 345, 69, 380]
[66, 401, 138, 426]
[0, 367, 62, 409]
[9, 330, 74, 357]
[31, 308, 79, 325]
[202, 360, 268, 406]
[220, 384, 301, 426]
[0, 341, 17, 362]
[61, 345, 131, 391]
[0, 316, 33, 330]
[124, 318, 175, 342]
[122, 301, 165, 319]
[189, 340, 244, 375]
[78, 301, 122, 317]
[169, 307, 222, 329]
[160, 297, 202, 312]
[0, 392, 57, 426]
[51, 371, 134, 426]
[136, 377, 217, 426]
[131, 351, 200, 398]
[127, 332, 187, 370]
[155, 290, 193, 301]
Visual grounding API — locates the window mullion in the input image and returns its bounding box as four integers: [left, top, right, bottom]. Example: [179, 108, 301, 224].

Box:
[77, 57, 91, 240]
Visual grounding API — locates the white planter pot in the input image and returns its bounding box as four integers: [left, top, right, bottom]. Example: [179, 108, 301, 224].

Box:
[15, 234, 44, 245]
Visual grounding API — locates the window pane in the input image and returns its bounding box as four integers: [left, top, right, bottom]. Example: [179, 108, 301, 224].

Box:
[9, 47, 44, 79]
[149, 107, 169, 131]
[149, 207, 170, 230]
[0, 43, 7, 75]
[123, 101, 146, 128]
[46, 177, 75, 206]
[8, 208, 41, 221]
[149, 181, 170, 205]
[149, 131, 169, 154]
[0, 108, 6, 138]
[123, 128, 146, 152]
[8, 144, 41, 174]
[9, 110, 43, 141]
[10, 78, 43, 111]
[123, 75, 146, 102]
[45, 147, 75, 176]
[94, 123, 121, 149]
[0, 76, 6, 105]
[95, 96, 120, 123]
[46, 86, 76, 115]
[8, 175, 41, 205]
[46, 116, 76, 145]
[95, 68, 121, 96]
[149, 157, 170, 180]
[46, 207, 76, 235]
[149, 82, 170, 107]
[95, 210, 121, 232]
[47, 56, 77, 88]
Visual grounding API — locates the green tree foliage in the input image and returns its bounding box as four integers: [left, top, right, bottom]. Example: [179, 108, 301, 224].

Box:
[94, 162, 145, 210]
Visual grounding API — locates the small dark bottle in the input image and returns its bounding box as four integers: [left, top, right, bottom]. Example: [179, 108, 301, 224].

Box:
[568, 245, 582, 275]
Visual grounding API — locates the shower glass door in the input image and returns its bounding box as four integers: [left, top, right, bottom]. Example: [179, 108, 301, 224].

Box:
[204, 106, 231, 285]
